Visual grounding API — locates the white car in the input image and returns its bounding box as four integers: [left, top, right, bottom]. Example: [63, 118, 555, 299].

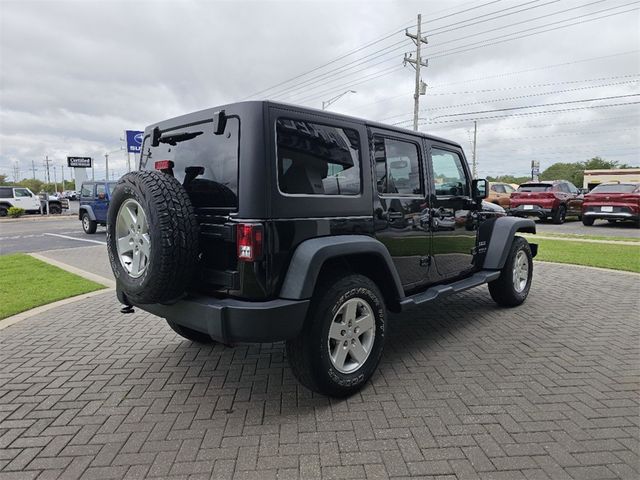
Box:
[0, 186, 42, 216]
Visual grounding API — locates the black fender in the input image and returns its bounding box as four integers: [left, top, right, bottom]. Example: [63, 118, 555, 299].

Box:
[78, 205, 96, 221]
[279, 235, 404, 301]
[0, 202, 13, 209]
[482, 216, 536, 270]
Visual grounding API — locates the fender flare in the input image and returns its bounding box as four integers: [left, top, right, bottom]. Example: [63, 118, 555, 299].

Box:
[483, 216, 536, 270]
[279, 235, 404, 301]
[0, 201, 13, 209]
[78, 205, 96, 221]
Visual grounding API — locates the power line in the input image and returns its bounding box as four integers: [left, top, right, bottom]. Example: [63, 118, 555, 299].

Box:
[267, 0, 564, 101]
[427, 3, 640, 61]
[415, 101, 640, 125]
[276, 1, 637, 104]
[243, 0, 505, 100]
[426, 114, 640, 131]
[381, 78, 640, 121]
[429, 94, 640, 120]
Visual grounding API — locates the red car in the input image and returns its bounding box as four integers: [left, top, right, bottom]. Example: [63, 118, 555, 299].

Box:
[509, 180, 583, 224]
[582, 183, 640, 226]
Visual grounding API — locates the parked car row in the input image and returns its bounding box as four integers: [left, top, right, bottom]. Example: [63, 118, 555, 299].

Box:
[486, 180, 639, 227]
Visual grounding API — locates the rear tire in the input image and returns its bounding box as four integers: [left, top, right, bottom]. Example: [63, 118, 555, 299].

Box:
[582, 216, 595, 226]
[286, 274, 386, 397]
[552, 205, 566, 224]
[82, 212, 97, 234]
[107, 170, 200, 305]
[488, 237, 533, 307]
[166, 320, 216, 344]
[0, 206, 7, 217]
[49, 204, 62, 214]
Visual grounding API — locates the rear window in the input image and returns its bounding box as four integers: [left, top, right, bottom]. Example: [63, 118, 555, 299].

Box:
[590, 183, 639, 193]
[276, 118, 361, 195]
[518, 184, 552, 192]
[140, 117, 240, 208]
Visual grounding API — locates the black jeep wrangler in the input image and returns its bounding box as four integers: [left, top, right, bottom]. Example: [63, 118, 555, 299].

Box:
[107, 101, 537, 397]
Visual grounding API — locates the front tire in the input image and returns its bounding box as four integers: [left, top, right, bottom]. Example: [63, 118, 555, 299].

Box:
[488, 237, 533, 307]
[582, 216, 595, 226]
[286, 274, 386, 397]
[82, 212, 97, 234]
[166, 320, 216, 344]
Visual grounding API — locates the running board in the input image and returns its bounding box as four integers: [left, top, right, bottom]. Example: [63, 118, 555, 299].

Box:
[400, 270, 501, 308]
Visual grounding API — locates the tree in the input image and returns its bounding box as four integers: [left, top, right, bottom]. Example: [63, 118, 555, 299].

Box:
[17, 178, 44, 193]
[539, 162, 583, 186]
[0, 174, 8, 185]
[487, 175, 531, 185]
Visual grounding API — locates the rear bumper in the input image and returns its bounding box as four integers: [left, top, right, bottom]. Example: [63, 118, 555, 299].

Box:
[118, 289, 309, 344]
[509, 206, 552, 219]
[583, 211, 639, 221]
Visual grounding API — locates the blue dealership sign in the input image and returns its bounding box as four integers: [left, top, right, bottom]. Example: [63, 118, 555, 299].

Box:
[126, 130, 144, 153]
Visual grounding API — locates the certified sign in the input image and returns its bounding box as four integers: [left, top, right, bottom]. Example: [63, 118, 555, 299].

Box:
[126, 130, 144, 153]
[67, 156, 92, 168]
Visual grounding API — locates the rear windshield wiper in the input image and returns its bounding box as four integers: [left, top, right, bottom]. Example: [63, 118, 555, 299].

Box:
[159, 131, 203, 145]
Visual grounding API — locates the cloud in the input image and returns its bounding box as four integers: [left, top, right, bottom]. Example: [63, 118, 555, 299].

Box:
[1, 0, 638, 182]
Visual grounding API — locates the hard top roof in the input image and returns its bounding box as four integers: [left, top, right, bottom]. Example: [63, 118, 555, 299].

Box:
[150, 100, 463, 150]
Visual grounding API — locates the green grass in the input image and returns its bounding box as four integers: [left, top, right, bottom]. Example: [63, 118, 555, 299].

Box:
[0, 254, 105, 320]
[528, 232, 640, 243]
[533, 238, 640, 273]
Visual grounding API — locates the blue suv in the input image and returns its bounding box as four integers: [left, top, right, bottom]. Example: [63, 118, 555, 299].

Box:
[79, 181, 117, 234]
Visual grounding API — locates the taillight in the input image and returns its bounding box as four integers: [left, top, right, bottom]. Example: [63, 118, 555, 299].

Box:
[154, 160, 174, 173]
[237, 223, 263, 262]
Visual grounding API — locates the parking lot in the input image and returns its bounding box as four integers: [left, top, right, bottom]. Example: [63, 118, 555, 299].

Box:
[1, 261, 638, 480]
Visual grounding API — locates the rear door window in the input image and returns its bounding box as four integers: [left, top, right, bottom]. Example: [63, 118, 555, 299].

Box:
[276, 118, 361, 195]
[373, 136, 422, 196]
[0, 187, 12, 198]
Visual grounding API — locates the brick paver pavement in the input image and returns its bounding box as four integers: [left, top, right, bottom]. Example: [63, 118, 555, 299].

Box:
[1, 262, 638, 479]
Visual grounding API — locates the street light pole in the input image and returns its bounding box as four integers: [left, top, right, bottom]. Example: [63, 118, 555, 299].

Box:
[322, 90, 357, 110]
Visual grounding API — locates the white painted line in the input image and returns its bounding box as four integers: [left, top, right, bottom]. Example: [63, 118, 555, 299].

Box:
[44, 232, 106, 245]
[0, 288, 114, 331]
[29, 252, 115, 288]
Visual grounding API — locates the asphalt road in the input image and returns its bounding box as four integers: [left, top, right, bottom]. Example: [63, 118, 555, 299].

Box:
[536, 217, 640, 238]
[1, 213, 638, 257]
[0, 216, 106, 255]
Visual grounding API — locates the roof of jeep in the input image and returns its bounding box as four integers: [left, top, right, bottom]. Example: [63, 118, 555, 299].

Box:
[147, 100, 463, 149]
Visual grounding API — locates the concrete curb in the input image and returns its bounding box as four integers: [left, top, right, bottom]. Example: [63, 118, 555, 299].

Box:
[525, 234, 640, 246]
[29, 252, 116, 288]
[536, 260, 640, 276]
[0, 288, 113, 331]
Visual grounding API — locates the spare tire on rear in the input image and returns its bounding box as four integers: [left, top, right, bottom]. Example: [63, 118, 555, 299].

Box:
[107, 170, 200, 304]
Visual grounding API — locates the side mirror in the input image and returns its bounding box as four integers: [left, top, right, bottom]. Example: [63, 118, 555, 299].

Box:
[472, 178, 488, 202]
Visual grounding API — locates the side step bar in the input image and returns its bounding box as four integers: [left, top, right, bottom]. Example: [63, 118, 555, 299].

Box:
[400, 270, 501, 308]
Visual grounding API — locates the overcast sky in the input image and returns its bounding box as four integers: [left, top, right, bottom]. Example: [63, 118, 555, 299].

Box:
[1, 0, 639, 183]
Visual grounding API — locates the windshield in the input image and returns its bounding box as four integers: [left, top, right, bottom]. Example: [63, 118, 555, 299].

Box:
[518, 184, 552, 192]
[140, 117, 240, 208]
[590, 183, 639, 194]
[108, 183, 117, 195]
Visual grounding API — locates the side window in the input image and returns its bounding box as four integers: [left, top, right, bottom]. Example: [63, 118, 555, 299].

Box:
[96, 184, 106, 198]
[276, 119, 361, 195]
[14, 188, 31, 198]
[504, 184, 515, 193]
[81, 184, 93, 197]
[493, 184, 506, 193]
[373, 136, 422, 195]
[431, 148, 469, 196]
[0, 187, 12, 198]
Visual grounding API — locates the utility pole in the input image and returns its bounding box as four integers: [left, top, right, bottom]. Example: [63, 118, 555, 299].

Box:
[44, 155, 51, 183]
[53, 165, 58, 193]
[105, 153, 109, 181]
[31, 160, 37, 180]
[61, 164, 66, 192]
[472, 121, 478, 178]
[404, 14, 429, 131]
